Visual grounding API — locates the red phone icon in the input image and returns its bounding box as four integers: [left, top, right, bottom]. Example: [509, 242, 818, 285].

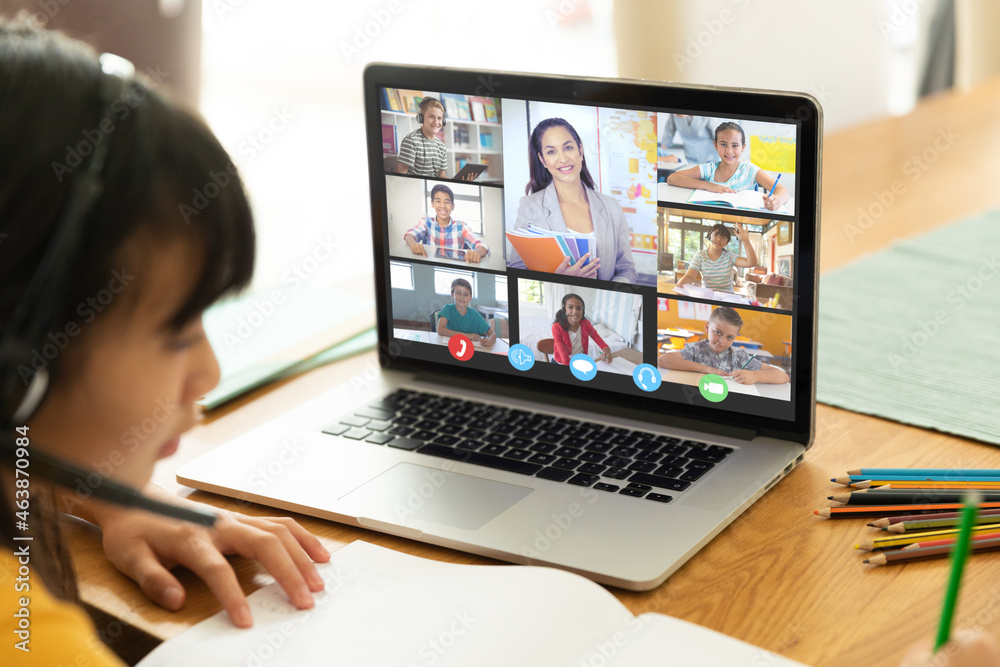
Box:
[448, 334, 474, 361]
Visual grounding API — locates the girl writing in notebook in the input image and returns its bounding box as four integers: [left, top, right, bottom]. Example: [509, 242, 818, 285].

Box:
[508, 117, 637, 283]
[666, 122, 790, 212]
[675, 222, 758, 292]
[551, 294, 612, 366]
[0, 20, 329, 665]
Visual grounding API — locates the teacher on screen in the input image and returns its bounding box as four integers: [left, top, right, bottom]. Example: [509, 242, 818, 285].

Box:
[508, 118, 637, 283]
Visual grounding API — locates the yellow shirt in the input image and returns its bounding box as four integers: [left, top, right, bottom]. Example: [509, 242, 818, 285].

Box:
[2, 547, 124, 666]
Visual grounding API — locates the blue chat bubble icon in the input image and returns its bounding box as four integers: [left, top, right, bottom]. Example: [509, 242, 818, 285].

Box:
[569, 354, 597, 382]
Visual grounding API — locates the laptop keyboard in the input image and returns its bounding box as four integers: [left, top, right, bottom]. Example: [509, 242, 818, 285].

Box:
[320, 389, 734, 503]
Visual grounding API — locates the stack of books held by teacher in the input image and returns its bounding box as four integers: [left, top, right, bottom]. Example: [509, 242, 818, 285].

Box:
[816, 468, 1000, 567]
[686, 188, 787, 213]
[506, 225, 595, 273]
[137, 540, 805, 666]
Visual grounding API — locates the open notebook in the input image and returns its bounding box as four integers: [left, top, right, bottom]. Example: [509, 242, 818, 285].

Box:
[687, 188, 787, 213]
[137, 541, 806, 666]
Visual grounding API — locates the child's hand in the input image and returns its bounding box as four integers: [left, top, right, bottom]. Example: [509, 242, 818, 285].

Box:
[731, 369, 756, 384]
[763, 194, 781, 211]
[599, 347, 612, 363]
[481, 335, 495, 348]
[734, 221, 749, 242]
[464, 250, 481, 264]
[92, 487, 330, 628]
[409, 242, 427, 256]
[468, 334, 481, 342]
[898, 630, 1000, 666]
[555, 253, 600, 279]
[704, 183, 736, 194]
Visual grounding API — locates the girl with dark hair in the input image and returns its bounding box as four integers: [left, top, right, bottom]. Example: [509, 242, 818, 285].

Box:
[0, 19, 328, 664]
[550, 293, 611, 366]
[666, 121, 790, 212]
[508, 118, 637, 283]
[675, 221, 758, 292]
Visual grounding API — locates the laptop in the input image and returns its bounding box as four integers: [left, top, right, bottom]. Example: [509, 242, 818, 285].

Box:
[178, 64, 821, 591]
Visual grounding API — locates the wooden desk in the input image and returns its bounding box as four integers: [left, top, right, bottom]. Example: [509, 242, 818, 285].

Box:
[71, 78, 1000, 667]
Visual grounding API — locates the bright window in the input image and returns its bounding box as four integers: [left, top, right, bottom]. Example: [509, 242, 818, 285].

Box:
[434, 267, 476, 297]
[518, 279, 543, 304]
[495, 275, 508, 303]
[390, 261, 414, 290]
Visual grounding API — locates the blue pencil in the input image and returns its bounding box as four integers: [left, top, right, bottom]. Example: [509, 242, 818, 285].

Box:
[767, 173, 781, 197]
[849, 469, 1000, 477]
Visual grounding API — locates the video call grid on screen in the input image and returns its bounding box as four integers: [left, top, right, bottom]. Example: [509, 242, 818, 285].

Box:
[376, 81, 808, 424]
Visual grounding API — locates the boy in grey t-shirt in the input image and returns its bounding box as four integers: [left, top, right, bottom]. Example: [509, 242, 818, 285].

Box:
[657, 306, 788, 385]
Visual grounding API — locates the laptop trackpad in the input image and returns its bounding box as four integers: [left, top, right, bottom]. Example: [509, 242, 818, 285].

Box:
[339, 463, 533, 532]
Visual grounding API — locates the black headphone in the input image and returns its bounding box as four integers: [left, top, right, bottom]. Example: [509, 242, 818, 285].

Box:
[415, 97, 446, 128]
[0, 53, 215, 527]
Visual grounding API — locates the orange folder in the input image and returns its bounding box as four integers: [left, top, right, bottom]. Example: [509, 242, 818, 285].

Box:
[505, 233, 566, 272]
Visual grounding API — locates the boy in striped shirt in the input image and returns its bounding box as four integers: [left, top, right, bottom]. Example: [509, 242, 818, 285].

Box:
[404, 184, 489, 264]
[657, 306, 788, 385]
[395, 97, 448, 178]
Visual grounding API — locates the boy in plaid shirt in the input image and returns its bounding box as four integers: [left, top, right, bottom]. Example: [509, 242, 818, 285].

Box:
[403, 184, 489, 264]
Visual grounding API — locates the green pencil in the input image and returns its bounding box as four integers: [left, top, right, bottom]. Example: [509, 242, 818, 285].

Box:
[739, 354, 757, 371]
[934, 491, 981, 651]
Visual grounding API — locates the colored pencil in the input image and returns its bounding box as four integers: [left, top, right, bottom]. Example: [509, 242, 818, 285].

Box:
[848, 468, 1000, 477]
[830, 491, 1000, 506]
[814, 502, 1000, 518]
[900, 531, 1000, 551]
[855, 524, 1000, 551]
[767, 174, 781, 197]
[868, 507, 1000, 528]
[864, 537, 1000, 566]
[885, 515, 1000, 533]
[935, 493, 980, 651]
[833, 475, 1000, 485]
[874, 482, 1000, 490]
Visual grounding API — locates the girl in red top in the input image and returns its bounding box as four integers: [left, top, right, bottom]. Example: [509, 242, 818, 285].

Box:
[551, 293, 612, 365]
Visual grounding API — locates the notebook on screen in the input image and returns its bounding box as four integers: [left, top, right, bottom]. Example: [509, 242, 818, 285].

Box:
[177, 64, 821, 591]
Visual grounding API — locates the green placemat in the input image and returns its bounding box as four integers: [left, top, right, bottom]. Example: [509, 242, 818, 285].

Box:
[817, 209, 1000, 445]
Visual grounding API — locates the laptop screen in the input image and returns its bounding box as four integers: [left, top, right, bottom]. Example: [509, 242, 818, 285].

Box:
[365, 66, 820, 443]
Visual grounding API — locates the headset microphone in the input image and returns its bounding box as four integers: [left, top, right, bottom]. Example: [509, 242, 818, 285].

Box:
[0, 430, 217, 526]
